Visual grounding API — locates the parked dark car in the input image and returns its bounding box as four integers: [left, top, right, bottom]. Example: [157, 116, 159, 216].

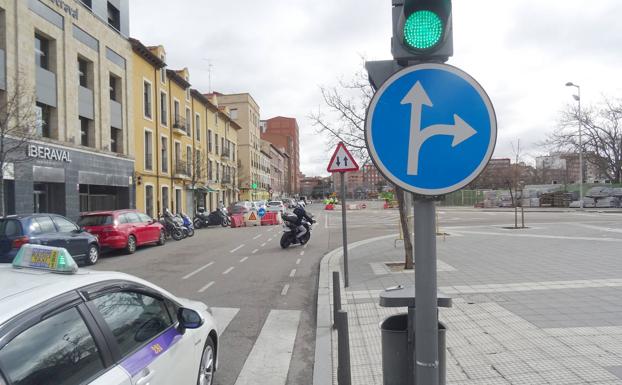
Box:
[0, 214, 100, 265]
[78, 209, 165, 254]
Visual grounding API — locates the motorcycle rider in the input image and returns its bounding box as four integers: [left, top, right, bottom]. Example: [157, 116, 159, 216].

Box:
[293, 203, 315, 240]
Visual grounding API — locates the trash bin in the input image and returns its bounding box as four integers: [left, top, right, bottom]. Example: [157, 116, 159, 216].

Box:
[381, 312, 448, 385]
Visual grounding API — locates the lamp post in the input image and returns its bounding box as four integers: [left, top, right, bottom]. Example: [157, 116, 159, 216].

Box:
[566, 82, 583, 208]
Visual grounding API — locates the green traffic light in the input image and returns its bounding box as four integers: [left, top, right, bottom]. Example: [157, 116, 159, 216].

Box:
[403, 10, 443, 50]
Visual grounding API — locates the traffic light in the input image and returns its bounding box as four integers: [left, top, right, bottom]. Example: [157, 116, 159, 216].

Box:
[392, 0, 453, 63]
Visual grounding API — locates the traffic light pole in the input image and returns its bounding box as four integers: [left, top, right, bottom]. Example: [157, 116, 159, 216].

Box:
[413, 197, 439, 385]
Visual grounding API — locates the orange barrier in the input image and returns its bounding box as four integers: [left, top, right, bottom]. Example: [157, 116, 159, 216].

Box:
[230, 214, 246, 228]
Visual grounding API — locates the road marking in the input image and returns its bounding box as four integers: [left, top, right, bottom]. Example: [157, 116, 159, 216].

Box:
[223, 267, 234, 275]
[234, 310, 301, 385]
[239, 257, 248, 263]
[230, 245, 245, 253]
[296, 258, 301, 265]
[303, 243, 308, 249]
[300, 251, 305, 256]
[261, 242, 266, 247]
[289, 269, 296, 278]
[281, 284, 290, 296]
[210, 307, 239, 333]
[253, 234, 262, 240]
[324, 214, 328, 229]
[451, 230, 622, 242]
[198, 281, 215, 293]
[182, 262, 214, 280]
[252, 249, 259, 254]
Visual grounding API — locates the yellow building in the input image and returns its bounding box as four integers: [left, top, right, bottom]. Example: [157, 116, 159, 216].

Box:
[131, 38, 239, 217]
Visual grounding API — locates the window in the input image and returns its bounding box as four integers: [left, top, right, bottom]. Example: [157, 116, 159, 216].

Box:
[160, 67, 166, 84]
[79, 117, 91, 147]
[35, 103, 51, 138]
[52, 216, 78, 232]
[31, 216, 56, 234]
[144, 81, 153, 119]
[186, 87, 190, 101]
[144, 130, 153, 171]
[208, 130, 212, 152]
[208, 160, 213, 180]
[215, 134, 219, 154]
[186, 146, 192, 175]
[160, 92, 168, 125]
[109, 74, 120, 102]
[78, 57, 88, 87]
[138, 213, 152, 223]
[175, 142, 181, 168]
[173, 100, 180, 127]
[81, 0, 92, 9]
[175, 189, 182, 213]
[216, 162, 220, 181]
[107, 2, 121, 31]
[120, 212, 140, 223]
[232, 143, 236, 161]
[145, 185, 154, 218]
[221, 138, 225, 155]
[195, 114, 201, 141]
[161, 136, 168, 173]
[162, 186, 169, 212]
[196, 150, 201, 178]
[91, 291, 173, 357]
[111, 127, 122, 153]
[230, 108, 238, 120]
[0, 308, 104, 385]
[185, 108, 191, 134]
[34, 33, 49, 70]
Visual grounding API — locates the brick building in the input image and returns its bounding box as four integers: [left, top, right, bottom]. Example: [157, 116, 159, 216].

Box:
[260, 117, 301, 195]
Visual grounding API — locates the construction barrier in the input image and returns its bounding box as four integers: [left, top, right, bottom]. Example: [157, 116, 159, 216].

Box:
[325, 204, 335, 211]
[261, 212, 279, 226]
[244, 211, 261, 227]
[230, 214, 246, 228]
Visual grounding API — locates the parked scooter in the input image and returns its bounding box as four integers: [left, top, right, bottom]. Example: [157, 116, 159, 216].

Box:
[159, 210, 185, 241]
[195, 208, 230, 228]
[193, 207, 210, 229]
[179, 213, 195, 237]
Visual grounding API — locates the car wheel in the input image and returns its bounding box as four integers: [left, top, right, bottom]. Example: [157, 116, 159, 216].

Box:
[84, 244, 99, 265]
[157, 230, 166, 246]
[197, 337, 216, 385]
[126, 235, 137, 254]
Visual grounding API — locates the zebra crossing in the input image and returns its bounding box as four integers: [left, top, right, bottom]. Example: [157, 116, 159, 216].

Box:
[211, 307, 302, 385]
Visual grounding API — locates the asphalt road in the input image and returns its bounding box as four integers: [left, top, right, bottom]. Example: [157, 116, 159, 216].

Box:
[92, 204, 622, 385]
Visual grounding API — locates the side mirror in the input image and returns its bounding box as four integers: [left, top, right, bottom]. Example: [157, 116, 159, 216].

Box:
[177, 307, 204, 332]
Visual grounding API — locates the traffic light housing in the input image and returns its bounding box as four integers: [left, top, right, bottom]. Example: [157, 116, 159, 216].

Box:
[392, 0, 453, 64]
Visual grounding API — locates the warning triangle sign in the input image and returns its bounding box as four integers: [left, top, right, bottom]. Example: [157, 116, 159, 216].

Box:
[327, 142, 360, 173]
[248, 211, 257, 221]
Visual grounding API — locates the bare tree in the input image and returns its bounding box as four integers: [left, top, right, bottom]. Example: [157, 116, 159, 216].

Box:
[545, 97, 622, 183]
[310, 67, 415, 269]
[186, 151, 211, 216]
[0, 76, 39, 216]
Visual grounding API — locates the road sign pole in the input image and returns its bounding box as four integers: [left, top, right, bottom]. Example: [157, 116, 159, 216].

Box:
[341, 172, 349, 288]
[413, 197, 439, 385]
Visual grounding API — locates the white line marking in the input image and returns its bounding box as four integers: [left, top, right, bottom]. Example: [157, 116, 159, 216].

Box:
[324, 214, 328, 229]
[296, 258, 301, 265]
[252, 249, 259, 254]
[452, 230, 622, 242]
[230, 245, 245, 253]
[222, 267, 234, 275]
[289, 269, 296, 278]
[281, 284, 290, 296]
[253, 234, 262, 240]
[239, 257, 248, 263]
[300, 251, 305, 256]
[234, 310, 301, 385]
[198, 281, 215, 293]
[261, 242, 266, 247]
[303, 243, 308, 249]
[210, 307, 239, 333]
[182, 262, 214, 280]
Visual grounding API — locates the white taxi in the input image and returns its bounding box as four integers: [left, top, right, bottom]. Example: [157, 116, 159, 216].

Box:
[0, 245, 218, 385]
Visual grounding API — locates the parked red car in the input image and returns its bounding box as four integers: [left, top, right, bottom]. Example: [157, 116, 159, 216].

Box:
[78, 210, 165, 254]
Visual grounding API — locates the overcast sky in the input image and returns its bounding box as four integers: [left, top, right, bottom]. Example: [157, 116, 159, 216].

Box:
[130, 0, 622, 177]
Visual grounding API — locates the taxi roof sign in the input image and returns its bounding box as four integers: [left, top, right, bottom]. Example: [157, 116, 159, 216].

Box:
[12, 244, 78, 274]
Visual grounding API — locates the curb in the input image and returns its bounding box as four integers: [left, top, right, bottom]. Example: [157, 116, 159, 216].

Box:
[312, 234, 398, 385]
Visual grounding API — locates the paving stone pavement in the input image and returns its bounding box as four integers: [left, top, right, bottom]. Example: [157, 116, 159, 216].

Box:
[319, 218, 622, 385]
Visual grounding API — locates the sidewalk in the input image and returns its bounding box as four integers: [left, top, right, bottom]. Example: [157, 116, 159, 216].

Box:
[314, 221, 622, 385]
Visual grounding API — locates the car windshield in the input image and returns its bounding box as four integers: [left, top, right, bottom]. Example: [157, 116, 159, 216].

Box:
[78, 215, 113, 226]
[268, 201, 282, 206]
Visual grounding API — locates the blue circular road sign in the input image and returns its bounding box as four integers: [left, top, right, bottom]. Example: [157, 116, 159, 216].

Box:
[365, 63, 497, 196]
[258, 208, 266, 217]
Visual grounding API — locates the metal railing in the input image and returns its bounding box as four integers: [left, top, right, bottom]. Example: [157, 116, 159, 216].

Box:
[173, 115, 188, 134]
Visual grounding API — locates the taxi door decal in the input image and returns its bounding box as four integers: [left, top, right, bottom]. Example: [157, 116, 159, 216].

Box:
[120, 327, 182, 377]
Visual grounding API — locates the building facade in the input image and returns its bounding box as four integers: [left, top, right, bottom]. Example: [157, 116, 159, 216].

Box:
[261, 116, 301, 195]
[131, 39, 239, 218]
[1, 0, 134, 219]
[268, 144, 285, 199]
[216, 93, 266, 201]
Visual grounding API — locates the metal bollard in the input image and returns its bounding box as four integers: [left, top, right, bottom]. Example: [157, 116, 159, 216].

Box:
[333, 271, 342, 328]
[337, 310, 352, 385]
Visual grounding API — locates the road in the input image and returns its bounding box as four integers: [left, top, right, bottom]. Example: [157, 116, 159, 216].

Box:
[92, 204, 622, 384]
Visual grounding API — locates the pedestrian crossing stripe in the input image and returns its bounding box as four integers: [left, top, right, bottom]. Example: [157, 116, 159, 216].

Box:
[248, 212, 257, 221]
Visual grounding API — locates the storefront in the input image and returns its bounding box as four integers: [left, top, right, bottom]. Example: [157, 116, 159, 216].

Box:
[6, 142, 135, 220]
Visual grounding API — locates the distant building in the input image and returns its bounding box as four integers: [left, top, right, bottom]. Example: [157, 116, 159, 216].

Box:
[535, 153, 609, 184]
[261, 117, 301, 194]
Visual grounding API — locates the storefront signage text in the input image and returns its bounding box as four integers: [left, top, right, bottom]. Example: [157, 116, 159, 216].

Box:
[28, 145, 71, 163]
[48, 0, 79, 20]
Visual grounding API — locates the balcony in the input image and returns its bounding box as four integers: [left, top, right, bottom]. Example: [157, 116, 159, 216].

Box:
[174, 161, 190, 179]
[221, 175, 232, 185]
[172, 115, 188, 135]
[221, 148, 231, 160]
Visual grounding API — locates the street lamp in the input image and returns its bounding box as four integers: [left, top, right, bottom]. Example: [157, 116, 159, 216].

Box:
[565, 82, 583, 208]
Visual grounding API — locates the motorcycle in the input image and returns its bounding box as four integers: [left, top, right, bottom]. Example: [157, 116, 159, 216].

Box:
[280, 212, 314, 249]
[195, 208, 230, 228]
[179, 213, 195, 237]
[193, 207, 210, 229]
[159, 210, 185, 241]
